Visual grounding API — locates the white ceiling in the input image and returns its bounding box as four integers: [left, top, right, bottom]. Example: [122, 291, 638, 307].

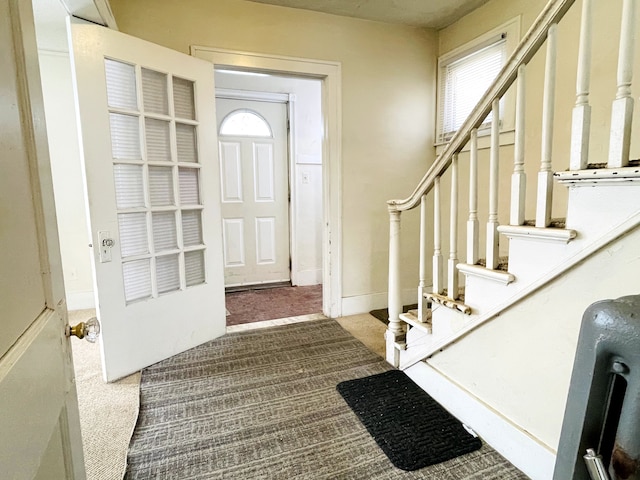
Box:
[31, 0, 492, 53]
[246, 0, 492, 29]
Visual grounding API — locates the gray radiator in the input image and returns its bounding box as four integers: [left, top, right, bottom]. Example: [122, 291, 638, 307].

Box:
[553, 294, 640, 480]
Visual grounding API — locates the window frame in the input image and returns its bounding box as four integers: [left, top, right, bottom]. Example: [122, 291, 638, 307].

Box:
[435, 17, 521, 148]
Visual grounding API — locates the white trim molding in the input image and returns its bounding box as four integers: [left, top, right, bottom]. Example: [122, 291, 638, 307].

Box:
[192, 46, 343, 318]
[341, 288, 418, 317]
[215, 87, 289, 103]
[63, 0, 118, 29]
[405, 361, 556, 480]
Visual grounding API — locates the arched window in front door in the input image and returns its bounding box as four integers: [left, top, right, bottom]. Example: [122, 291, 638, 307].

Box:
[219, 109, 272, 137]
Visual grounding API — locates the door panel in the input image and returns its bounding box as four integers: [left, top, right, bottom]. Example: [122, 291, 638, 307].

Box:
[0, 1, 47, 359]
[216, 98, 290, 286]
[70, 22, 226, 381]
[1, 0, 84, 477]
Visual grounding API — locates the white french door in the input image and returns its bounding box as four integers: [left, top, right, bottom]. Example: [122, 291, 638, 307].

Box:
[69, 22, 226, 381]
[216, 98, 290, 287]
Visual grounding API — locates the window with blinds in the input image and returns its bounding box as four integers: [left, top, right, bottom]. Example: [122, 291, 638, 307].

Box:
[437, 34, 507, 143]
[104, 58, 206, 304]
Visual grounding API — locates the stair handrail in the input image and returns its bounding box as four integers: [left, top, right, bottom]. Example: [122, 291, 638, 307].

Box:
[387, 0, 576, 213]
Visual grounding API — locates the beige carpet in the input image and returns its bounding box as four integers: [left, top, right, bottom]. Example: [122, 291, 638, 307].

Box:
[69, 309, 141, 480]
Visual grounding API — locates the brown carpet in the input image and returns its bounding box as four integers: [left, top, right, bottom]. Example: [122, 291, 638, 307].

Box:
[125, 319, 528, 479]
[225, 284, 322, 325]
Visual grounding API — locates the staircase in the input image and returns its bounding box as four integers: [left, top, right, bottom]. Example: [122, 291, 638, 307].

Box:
[385, 0, 639, 478]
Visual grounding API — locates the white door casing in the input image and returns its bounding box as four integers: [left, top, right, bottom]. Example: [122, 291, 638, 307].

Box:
[69, 22, 226, 381]
[216, 98, 290, 286]
[191, 46, 342, 318]
[0, 0, 84, 477]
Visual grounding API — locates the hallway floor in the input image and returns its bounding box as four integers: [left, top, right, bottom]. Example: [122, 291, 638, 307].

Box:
[225, 284, 323, 326]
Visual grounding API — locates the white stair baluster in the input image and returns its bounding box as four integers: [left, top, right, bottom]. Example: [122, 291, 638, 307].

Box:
[536, 23, 558, 228]
[433, 176, 443, 294]
[448, 155, 459, 298]
[467, 129, 479, 265]
[418, 195, 429, 322]
[487, 99, 500, 270]
[511, 65, 527, 226]
[386, 208, 403, 366]
[608, 0, 637, 168]
[569, 0, 593, 171]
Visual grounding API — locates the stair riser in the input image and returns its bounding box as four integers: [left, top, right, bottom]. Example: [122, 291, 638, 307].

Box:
[565, 184, 640, 236]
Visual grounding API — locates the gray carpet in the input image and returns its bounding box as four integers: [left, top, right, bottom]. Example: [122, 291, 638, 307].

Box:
[125, 319, 528, 479]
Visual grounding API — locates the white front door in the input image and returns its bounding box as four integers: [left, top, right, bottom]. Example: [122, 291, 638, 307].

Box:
[69, 22, 226, 381]
[216, 98, 290, 287]
[0, 0, 84, 477]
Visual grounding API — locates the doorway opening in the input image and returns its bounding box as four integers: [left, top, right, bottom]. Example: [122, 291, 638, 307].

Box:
[214, 68, 325, 326]
[193, 46, 342, 320]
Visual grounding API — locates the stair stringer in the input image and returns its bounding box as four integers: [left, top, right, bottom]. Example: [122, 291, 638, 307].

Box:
[399, 219, 640, 480]
[398, 208, 640, 370]
[458, 181, 640, 318]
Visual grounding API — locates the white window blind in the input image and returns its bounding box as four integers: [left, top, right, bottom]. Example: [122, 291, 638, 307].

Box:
[110, 113, 141, 160]
[145, 119, 171, 163]
[142, 68, 168, 115]
[439, 35, 506, 142]
[105, 59, 137, 110]
[181, 210, 203, 246]
[148, 166, 175, 206]
[152, 212, 177, 252]
[176, 124, 198, 163]
[113, 164, 144, 209]
[179, 168, 200, 205]
[118, 213, 149, 257]
[184, 250, 205, 286]
[173, 77, 195, 120]
[156, 254, 180, 293]
[122, 259, 152, 302]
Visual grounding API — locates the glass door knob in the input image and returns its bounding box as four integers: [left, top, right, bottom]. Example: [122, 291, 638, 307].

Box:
[66, 317, 101, 343]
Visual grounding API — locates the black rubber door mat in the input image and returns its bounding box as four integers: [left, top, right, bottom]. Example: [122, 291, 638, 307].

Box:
[337, 370, 482, 471]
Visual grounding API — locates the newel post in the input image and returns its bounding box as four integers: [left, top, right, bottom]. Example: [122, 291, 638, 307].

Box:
[386, 206, 404, 366]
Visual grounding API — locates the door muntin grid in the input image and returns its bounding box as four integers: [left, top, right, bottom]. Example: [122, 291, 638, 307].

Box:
[105, 58, 206, 304]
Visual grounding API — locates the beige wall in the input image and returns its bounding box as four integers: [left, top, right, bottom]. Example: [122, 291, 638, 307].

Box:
[109, 0, 438, 306]
[430, 0, 640, 452]
[39, 52, 95, 310]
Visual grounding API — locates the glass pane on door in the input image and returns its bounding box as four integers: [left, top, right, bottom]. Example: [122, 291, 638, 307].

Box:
[104, 60, 207, 303]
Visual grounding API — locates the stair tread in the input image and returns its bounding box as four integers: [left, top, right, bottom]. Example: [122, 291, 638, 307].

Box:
[585, 159, 640, 169]
[403, 309, 432, 322]
[523, 218, 567, 229]
[441, 286, 465, 302]
[424, 291, 472, 315]
[475, 257, 509, 272]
